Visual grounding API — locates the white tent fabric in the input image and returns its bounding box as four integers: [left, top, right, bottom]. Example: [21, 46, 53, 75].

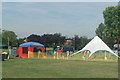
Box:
[71, 36, 119, 58]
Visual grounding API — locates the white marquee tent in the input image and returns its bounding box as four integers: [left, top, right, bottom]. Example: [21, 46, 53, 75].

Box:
[70, 36, 119, 58]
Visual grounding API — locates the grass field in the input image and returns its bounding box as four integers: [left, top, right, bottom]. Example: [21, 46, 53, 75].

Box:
[2, 56, 118, 78]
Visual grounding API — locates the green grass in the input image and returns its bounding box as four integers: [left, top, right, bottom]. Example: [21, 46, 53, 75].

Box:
[0, 49, 9, 53]
[2, 56, 118, 78]
[46, 48, 54, 51]
[70, 51, 118, 61]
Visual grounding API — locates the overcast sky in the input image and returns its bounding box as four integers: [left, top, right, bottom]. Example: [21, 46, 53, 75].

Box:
[2, 2, 118, 38]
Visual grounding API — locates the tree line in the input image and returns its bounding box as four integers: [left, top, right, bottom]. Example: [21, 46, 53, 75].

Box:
[0, 30, 91, 50]
[26, 33, 66, 47]
[27, 34, 91, 50]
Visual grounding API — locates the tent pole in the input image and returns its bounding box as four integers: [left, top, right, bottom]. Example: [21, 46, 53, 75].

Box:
[57, 52, 58, 59]
[38, 52, 39, 59]
[53, 52, 56, 59]
[105, 51, 106, 58]
[105, 51, 107, 60]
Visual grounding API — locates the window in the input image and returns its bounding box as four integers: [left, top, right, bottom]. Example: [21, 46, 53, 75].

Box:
[22, 47, 28, 54]
[34, 48, 42, 52]
[34, 48, 38, 52]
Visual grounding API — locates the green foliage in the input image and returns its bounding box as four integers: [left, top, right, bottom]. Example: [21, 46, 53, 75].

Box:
[72, 35, 91, 50]
[17, 38, 26, 46]
[2, 30, 17, 47]
[96, 23, 105, 39]
[79, 36, 91, 50]
[74, 35, 80, 50]
[103, 6, 120, 39]
[27, 33, 66, 47]
[96, 6, 120, 48]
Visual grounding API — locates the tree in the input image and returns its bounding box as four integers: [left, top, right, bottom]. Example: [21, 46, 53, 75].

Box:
[96, 6, 120, 48]
[27, 33, 66, 47]
[2, 30, 17, 47]
[27, 34, 40, 42]
[17, 38, 26, 46]
[73, 35, 80, 50]
[96, 23, 105, 39]
[72, 35, 91, 50]
[79, 36, 91, 50]
[103, 6, 120, 40]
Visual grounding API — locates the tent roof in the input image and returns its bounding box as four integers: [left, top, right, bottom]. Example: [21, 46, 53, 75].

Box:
[78, 36, 119, 57]
[19, 42, 44, 47]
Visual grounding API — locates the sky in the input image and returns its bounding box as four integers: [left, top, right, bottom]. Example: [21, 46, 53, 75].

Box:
[2, 2, 118, 38]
